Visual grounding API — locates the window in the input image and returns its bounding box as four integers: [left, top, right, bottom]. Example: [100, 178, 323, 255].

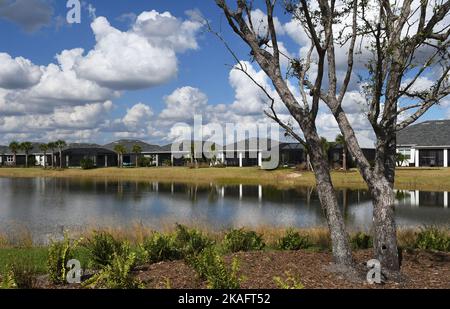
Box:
[397, 147, 411, 160]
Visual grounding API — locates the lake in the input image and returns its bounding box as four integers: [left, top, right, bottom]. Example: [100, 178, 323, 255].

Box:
[0, 177, 449, 243]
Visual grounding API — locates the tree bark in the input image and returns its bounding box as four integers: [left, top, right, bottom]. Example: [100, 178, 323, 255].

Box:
[342, 148, 347, 171]
[304, 127, 353, 266]
[371, 178, 400, 274]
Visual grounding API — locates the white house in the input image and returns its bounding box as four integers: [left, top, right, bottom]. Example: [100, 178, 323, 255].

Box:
[397, 120, 450, 167]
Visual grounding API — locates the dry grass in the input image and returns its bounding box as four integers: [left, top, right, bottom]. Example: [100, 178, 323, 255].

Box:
[2, 166, 450, 191]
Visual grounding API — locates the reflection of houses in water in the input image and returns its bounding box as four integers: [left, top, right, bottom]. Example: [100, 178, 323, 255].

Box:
[396, 190, 448, 208]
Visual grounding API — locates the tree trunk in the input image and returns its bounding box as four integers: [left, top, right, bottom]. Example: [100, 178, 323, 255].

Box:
[305, 129, 353, 266]
[371, 179, 400, 276]
[43, 153, 47, 168]
[342, 148, 347, 171]
[13, 154, 16, 167]
[136, 154, 139, 168]
[25, 154, 28, 168]
[59, 150, 62, 168]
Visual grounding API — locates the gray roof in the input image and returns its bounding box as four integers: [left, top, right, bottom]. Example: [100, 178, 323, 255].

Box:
[103, 139, 162, 153]
[397, 120, 450, 147]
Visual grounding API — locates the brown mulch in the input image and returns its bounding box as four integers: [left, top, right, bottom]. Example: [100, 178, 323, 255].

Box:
[136, 250, 450, 289]
[35, 249, 450, 289]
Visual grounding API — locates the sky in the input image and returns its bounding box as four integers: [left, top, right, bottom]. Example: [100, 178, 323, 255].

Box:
[0, 0, 448, 147]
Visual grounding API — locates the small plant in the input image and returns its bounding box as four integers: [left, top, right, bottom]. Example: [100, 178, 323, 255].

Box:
[273, 271, 304, 289]
[187, 247, 244, 289]
[222, 228, 265, 252]
[84, 232, 124, 268]
[1, 269, 17, 289]
[80, 158, 95, 170]
[142, 232, 181, 263]
[83, 242, 142, 289]
[277, 229, 312, 250]
[174, 224, 214, 256]
[47, 233, 81, 284]
[350, 232, 373, 250]
[4, 259, 38, 289]
[415, 227, 450, 252]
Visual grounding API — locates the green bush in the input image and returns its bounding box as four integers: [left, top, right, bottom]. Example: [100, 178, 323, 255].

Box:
[277, 229, 312, 250]
[174, 224, 214, 256]
[138, 157, 152, 167]
[187, 247, 243, 289]
[273, 271, 304, 289]
[84, 232, 124, 268]
[47, 233, 81, 284]
[222, 229, 265, 252]
[80, 158, 95, 170]
[84, 242, 142, 289]
[2, 258, 38, 289]
[415, 227, 450, 252]
[142, 232, 181, 263]
[350, 232, 373, 250]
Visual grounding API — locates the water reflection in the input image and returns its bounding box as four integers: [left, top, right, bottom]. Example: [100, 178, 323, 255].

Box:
[0, 177, 448, 243]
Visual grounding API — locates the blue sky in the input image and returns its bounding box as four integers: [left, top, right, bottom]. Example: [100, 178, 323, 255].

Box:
[0, 0, 448, 147]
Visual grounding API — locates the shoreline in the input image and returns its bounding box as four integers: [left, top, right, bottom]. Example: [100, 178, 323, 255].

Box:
[1, 166, 450, 191]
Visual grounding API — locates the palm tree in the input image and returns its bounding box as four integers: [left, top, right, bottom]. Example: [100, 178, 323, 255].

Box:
[114, 144, 127, 168]
[335, 134, 348, 171]
[20, 142, 34, 168]
[47, 142, 56, 168]
[132, 144, 142, 168]
[55, 140, 67, 168]
[9, 141, 20, 167]
[39, 144, 49, 168]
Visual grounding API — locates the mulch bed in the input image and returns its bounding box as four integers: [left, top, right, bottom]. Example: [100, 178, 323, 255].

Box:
[36, 249, 450, 289]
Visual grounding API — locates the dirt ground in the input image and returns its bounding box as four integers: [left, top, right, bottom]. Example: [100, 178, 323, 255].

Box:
[35, 249, 449, 289]
[135, 249, 450, 289]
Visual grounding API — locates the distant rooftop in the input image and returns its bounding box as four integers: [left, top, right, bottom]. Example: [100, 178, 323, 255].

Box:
[397, 120, 450, 147]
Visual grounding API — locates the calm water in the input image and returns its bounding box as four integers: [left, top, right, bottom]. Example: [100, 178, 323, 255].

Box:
[0, 177, 449, 242]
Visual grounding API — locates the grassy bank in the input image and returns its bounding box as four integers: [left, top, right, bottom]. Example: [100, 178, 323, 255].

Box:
[1, 167, 450, 191]
[0, 225, 449, 289]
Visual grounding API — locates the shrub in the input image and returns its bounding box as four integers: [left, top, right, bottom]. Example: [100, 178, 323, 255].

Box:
[174, 224, 214, 256]
[83, 242, 142, 289]
[138, 157, 152, 167]
[187, 247, 243, 289]
[415, 227, 450, 252]
[142, 232, 181, 263]
[273, 271, 304, 289]
[1, 269, 17, 289]
[350, 232, 373, 250]
[222, 229, 265, 253]
[47, 233, 81, 284]
[80, 158, 95, 170]
[84, 232, 123, 268]
[277, 229, 312, 250]
[2, 258, 38, 289]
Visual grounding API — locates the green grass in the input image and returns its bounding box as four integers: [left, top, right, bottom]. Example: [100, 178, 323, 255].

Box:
[0, 247, 91, 275]
[2, 166, 450, 191]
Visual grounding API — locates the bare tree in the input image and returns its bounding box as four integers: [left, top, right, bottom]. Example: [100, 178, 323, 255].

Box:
[215, 0, 449, 278]
[215, 0, 354, 269]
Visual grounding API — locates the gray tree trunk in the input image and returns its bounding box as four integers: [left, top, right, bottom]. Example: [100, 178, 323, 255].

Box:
[304, 127, 353, 266]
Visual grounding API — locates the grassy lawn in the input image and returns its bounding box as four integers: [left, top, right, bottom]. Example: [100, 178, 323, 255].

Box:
[0, 166, 450, 191]
[0, 247, 90, 275]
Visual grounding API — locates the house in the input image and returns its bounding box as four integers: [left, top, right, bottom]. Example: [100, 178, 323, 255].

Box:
[0, 137, 377, 169]
[397, 120, 450, 167]
[0, 143, 52, 167]
[56, 143, 118, 168]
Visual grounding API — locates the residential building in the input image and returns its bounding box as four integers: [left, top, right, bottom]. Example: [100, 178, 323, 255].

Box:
[397, 120, 450, 167]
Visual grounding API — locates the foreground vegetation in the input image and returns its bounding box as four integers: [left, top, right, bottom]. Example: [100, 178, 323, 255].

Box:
[0, 225, 448, 289]
[1, 167, 450, 192]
